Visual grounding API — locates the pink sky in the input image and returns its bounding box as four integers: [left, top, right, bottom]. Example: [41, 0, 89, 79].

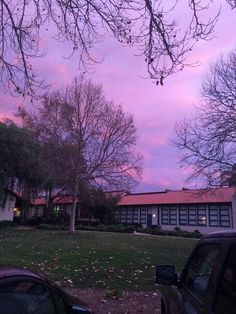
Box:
[0, 2, 235, 192]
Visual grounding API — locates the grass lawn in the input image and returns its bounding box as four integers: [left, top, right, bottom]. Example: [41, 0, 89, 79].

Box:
[0, 229, 197, 291]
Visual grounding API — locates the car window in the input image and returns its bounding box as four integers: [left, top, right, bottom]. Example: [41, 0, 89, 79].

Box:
[0, 279, 57, 314]
[214, 244, 236, 314]
[183, 244, 220, 300]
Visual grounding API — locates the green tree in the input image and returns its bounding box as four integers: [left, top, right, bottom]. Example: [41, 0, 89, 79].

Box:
[81, 189, 120, 224]
[0, 120, 44, 201]
[1, 1, 235, 95]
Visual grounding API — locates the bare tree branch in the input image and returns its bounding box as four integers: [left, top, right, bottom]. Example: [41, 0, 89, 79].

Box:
[174, 48, 236, 187]
[18, 75, 142, 231]
[1, 0, 234, 96]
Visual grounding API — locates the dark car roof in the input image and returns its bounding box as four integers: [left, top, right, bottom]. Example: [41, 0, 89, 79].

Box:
[203, 230, 236, 239]
[0, 266, 41, 280]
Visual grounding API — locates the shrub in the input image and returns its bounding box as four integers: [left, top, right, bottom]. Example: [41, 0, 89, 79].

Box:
[77, 225, 95, 231]
[0, 220, 17, 228]
[22, 213, 70, 227]
[76, 224, 135, 233]
[41, 212, 70, 225]
[38, 224, 67, 230]
[174, 227, 181, 232]
[136, 226, 202, 238]
[25, 217, 42, 226]
[122, 225, 135, 233]
[105, 225, 119, 232]
[150, 227, 166, 236]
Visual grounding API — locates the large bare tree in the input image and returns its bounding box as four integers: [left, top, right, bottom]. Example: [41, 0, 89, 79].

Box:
[175, 49, 236, 187]
[19, 76, 142, 232]
[1, 0, 235, 96]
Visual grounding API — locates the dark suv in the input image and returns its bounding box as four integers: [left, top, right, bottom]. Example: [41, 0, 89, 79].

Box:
[156, 230, 236, 314]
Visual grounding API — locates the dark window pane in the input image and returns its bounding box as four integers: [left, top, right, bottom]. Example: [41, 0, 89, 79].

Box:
[184, 244, 219, 300]
[170, 207, 177, 225]
[179, 206, 187, 225]
[0, 280, 57, 314]
[219, 205, 230, 228]
[209, 206, 219, 227]
[140, 208, 147, 223]
[215, 245, 236, 314]
[161, 207, 169, 225]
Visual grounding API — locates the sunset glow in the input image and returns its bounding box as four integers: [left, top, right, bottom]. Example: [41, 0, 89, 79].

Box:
[0, 2, 235, 192]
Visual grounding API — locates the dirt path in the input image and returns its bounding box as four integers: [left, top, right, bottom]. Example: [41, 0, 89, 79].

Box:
[65, 288, 161, 314]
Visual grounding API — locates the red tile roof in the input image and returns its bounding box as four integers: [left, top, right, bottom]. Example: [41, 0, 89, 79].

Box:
[32, 187, 236, 207]
[118, 187, 236, 206]
[32, 191, 126, 206]
[32, 195, 79, 206]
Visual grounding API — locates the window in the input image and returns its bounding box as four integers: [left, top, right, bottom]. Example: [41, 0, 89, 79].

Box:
[184, 244, 220, 299]
[0, 279, 62, 314]
[179, 205, 188, 225]
[114, 209, 120, 223]
[170, 206, 177, 225]
[197, 205, 207, 226]
[34, 206, 43, 217]
[188, 205, 197, 226]
[133, 208, 139, 223]
[161, 207, 169, 225]
[115, 207, 141, 224]
[160, 206, 177, 225]
[219, 204, 230, 227]
[209, 205, 219, 226]
[53, 205, 60, 217]
[214, 245, 236, 314]
[140, 208, 147, 224]
[126, 208, 133, 223]
[209, 204, 230, 227]
[120, 208, 126, 223]
[180, 204, 207, 226]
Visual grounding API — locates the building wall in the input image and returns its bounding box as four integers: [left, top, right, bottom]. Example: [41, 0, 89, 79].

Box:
[116, 202, 234, 234]
[0, 193, 16, 221]
[231, 192, 236, 229]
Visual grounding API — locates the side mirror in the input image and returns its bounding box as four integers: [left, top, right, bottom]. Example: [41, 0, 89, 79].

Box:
[156, 265, 177, 286]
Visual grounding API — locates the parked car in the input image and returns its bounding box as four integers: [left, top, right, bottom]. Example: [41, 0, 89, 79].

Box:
[156, 230, 236, 314]
[0, 266, 91, 313]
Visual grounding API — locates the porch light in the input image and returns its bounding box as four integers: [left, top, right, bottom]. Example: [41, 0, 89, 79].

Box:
[153, 214, 156, 218]
[13, 208, 18, 212]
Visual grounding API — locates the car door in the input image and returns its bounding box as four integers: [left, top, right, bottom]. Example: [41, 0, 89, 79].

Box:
[178, 242, 222, 314]
[213, 242, 236, 314]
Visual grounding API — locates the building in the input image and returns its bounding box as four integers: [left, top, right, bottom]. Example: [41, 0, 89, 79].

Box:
[115, 187, 236, 234]
[5, 186, 236, 234]
[29, 195, 82, 219]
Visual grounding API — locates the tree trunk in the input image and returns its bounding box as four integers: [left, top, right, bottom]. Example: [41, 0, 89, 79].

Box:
[70, 177, 79, 233]
[44, 188, 52, 218]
